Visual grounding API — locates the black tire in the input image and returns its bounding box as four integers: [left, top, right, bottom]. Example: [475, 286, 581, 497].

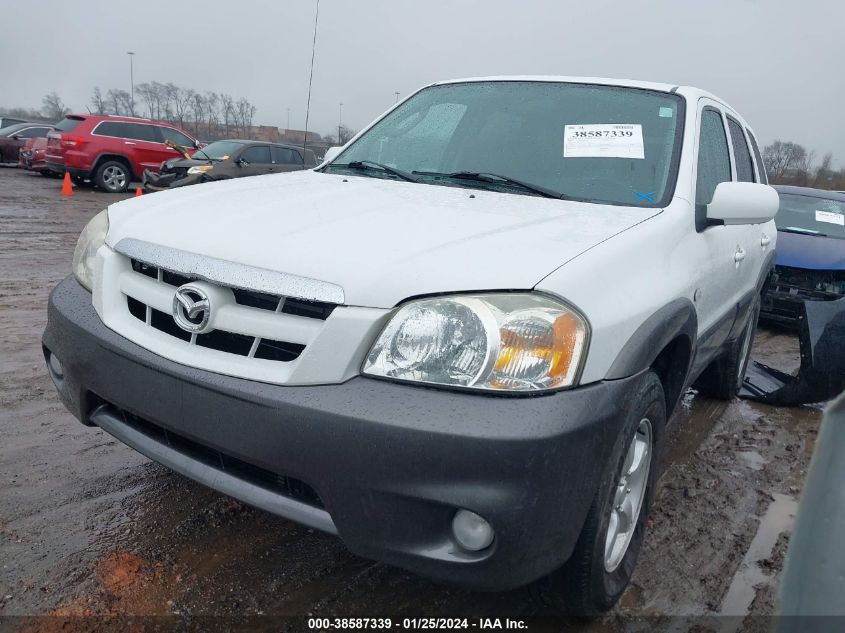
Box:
[532, 371, 665, 616]
[94, 160, 131, 193]
[695, 295, 761, 400]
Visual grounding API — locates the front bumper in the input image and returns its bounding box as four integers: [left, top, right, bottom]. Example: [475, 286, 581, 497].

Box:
[43, 276, 644, 590]
[143, 168, 203, 191]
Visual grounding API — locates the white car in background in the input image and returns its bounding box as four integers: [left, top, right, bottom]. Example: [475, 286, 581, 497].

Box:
[44, 76, 777, 614]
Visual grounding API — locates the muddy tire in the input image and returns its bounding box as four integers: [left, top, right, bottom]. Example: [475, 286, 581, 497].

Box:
[95, 160, 131, 193]
[696, 295, 761, 400]
[532, 371, 665, 616]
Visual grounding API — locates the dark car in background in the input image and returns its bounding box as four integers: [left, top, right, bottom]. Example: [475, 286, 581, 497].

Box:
[0, 116, 29, 128]
[761, 185, 845, 326]
[143, 139, 317, 191]
[0, 122, 54, 163]
[45, 114, 199, 193]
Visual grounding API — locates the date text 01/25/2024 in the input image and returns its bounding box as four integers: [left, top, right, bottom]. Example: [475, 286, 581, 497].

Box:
[307, 617, 528, 630]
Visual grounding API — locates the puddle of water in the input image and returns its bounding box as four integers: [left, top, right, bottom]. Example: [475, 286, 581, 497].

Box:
[718, 492, 798, 622]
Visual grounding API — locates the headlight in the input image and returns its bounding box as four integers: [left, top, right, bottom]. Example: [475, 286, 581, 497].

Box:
[187, 165, 213, 175]
[363, 294, 588, 392]
[72, 209, 109, 291]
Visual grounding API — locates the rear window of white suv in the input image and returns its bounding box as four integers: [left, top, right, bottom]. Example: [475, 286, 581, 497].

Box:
[328, 81, 685, 207]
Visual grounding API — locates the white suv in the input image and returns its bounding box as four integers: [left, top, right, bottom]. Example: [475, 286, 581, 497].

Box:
[44, 77, 777, 614]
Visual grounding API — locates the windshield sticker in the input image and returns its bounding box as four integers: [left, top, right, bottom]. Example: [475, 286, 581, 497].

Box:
[816, 210, 845, 226]
[563, 124, 644, 159]
[659, 107, 674, 118]
[635, 191, 656, 203]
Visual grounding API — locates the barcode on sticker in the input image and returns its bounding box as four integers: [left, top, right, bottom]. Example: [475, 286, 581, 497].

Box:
[816, 210, 845, 226]
[564, 124, 644, 159]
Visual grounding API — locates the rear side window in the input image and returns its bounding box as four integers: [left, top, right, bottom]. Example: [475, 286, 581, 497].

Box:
[746, 130, 768, 185]
[696, 108, 732, 206]
[94, 121, 128, 138]
[727, 117, 755, 182]
[54, 117, 84, 132]
[240, 146, 272, 164]
[271, 147, 303, 164]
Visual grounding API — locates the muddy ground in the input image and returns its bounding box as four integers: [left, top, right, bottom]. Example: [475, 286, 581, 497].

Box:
[0, 167, 825, 630]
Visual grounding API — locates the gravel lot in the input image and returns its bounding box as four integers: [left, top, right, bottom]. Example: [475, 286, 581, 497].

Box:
[0, 166, 824, 630]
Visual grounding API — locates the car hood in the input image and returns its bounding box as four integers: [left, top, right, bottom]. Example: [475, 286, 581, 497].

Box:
[106, 170, 661, 308]
[776, 230, 845, 271]
[161, 157, 209, 170]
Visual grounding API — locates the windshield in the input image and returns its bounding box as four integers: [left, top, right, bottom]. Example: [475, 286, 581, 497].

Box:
[192, 140, 244, 161]
[776, 193, 845, 239]
[326, 81, 684, 206]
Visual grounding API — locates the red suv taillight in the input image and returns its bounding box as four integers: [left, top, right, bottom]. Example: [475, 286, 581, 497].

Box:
[60, 135, 86, 148]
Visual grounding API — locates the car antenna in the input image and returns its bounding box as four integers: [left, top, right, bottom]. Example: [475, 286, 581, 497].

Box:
[302, 0, 320, 158]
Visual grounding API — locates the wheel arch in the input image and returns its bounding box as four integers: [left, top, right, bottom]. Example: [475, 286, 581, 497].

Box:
[605, 299, 697, 417]
[92, 153, 135, 181]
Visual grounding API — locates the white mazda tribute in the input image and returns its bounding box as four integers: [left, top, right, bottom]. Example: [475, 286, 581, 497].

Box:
[44, 77, 778, 614]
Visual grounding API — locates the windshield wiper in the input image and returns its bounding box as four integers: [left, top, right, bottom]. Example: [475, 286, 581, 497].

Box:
[339, 160, 419, 183]
[781, 226, 823, 236]
[413, 171, 566, 199]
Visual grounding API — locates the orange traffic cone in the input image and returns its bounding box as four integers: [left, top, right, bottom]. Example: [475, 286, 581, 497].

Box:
[61, 172, 73, 197]
[135, 187, 143, 197]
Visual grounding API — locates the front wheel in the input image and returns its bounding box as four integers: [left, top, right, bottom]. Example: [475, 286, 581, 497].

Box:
[532, 371, 665, 616]
[95, 160, 130, 193]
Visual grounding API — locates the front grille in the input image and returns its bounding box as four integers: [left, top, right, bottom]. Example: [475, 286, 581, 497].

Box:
[131, 259, 336, 319]
[91, 397, 323, 509]
[124, 259, 324, 363]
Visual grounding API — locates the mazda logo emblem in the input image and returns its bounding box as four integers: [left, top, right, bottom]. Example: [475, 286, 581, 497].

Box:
[172, 284, 212, 333]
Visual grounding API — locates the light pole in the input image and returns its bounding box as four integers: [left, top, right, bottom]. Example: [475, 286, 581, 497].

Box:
[338, 102, 343, 143]
[287, 108, 291, 130]
[127, 51, 135, 115]
[394, 91, 400, 103]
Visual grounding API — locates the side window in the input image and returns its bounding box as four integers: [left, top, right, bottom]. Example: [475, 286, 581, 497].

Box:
[122, 123, 158, 142]
[19, 127, 50, 138]
[696, 108, 732, 207]
[727, 117, 755, 182]
[746, 129, 768, 185]
[240, 146, 272, 164]
[271, 147, 303, 164]
[93, 121, 128, 138]
[160, 127, 194, 147]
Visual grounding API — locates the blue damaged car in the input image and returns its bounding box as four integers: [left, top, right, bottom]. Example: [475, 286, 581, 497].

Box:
[761, 185, 845, 326]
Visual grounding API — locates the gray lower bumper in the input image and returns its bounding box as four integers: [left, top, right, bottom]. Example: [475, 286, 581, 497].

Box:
[43, 276, 645, 590]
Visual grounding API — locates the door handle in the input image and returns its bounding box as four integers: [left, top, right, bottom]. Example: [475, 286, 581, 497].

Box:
[734, 247, 747, 263]
[124, 141, 136, 145]
[761, 234, 771, 247]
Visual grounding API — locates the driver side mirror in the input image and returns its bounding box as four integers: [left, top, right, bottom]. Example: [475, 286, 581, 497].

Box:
[11, 134, 21, 140]
[322, 146, 342, 164]
[236, 158, 249, 167]
[707, 182, 779, 225]
[194, 140, 201, 149]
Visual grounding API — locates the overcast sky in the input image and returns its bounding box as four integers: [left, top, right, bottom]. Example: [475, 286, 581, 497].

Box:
[3, 0, 842, 161]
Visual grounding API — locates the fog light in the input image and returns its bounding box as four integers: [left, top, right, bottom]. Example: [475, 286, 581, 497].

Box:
[48, 353, 64, 380]
[452, 509, 494, 551]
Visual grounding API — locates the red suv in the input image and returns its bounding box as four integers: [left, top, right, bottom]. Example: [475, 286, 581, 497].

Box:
[46, 115, 199, 193]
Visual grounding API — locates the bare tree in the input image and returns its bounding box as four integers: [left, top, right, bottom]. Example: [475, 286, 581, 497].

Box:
[171, 85, 195, 129]
[221, 94, 236, 135]
[338, 124, 356, 144]
[812, 152, 834, 187]
[236, 98, 256, 137]
[763, 140, 809, 182]
[41, 92, 69, 120]
[90, 87, 107, 115]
